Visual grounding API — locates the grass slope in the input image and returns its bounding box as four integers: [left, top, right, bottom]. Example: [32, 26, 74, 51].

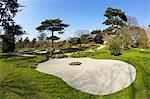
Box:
[0, 48, 150, 99]
[91, 48, 150, 99]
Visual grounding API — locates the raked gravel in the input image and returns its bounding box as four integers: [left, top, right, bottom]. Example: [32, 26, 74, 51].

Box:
[36, 58, 136, 95]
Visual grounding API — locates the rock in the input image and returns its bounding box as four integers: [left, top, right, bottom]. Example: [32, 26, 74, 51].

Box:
[34, 50, 38, 53]
[21, 51, 34, 55]
[36, 51, 48, 55]
[69, 61, 82, 65]
[53, 50, 62, 54]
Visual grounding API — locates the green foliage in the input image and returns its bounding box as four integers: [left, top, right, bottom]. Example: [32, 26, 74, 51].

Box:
[0, 0, 24, 52]
[48, 36, 60, 41]
[109, 39, 122, 56]
[36, 19, 69, 54]
[95, 34, 104, 44]
[1, 25, 25, 52]
[70, 51, 94, 58]
[68, 37, 82, 45]
[0, 54, 48, 68]
[103, 18, 126, 27]
[0, 0, 21, 27]
[91, 30, 104, 44]
[103, 26, 116, 35]
[2, 32, 15, 52]
[34, 55, 48, 63]
[61, 48, 81, 53]
[91, 30, 101, 34]
[80, 34, 89, 44]
[103, 7, 127, 35]
[104, 7, 127, 22]
[36, 19, 69, 32]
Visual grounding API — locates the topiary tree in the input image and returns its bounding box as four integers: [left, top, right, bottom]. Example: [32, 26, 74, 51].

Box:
[48, 36, 60, 41]
[103, 7, 127, 35]
[36, 19, 69, 54]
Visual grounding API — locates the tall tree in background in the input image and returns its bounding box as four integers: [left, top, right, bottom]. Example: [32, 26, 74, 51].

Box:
[2, 25, 24, 52]
[0, 0, 24, 52]
[91, 30, 104, 44]
[0, 0, 21, 27]
[31, 38, 37, 47]
[91, 30, 101, 34]
[23, 37, 30, 48]
[103, 7, 127, 35]
[16, 37, 23, 48]
[80, 34, 89, 44]
[36, 19, 69, 53]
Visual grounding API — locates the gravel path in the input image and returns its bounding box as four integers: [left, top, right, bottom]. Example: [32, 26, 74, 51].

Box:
[36, 58, 136, 95]
[65, 45, 106, 56]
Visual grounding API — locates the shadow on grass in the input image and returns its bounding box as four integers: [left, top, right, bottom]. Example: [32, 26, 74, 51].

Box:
[0, 53, 17, 59]
[0, 65, 95, 99]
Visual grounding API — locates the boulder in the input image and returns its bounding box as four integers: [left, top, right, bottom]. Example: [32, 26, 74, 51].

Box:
[69, 61, 82, 66]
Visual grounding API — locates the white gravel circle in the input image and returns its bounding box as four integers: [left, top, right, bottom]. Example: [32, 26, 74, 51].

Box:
[36, 58, 136, 95]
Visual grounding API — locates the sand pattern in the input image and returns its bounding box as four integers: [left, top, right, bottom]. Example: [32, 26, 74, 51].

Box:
[36, 58, 136, 95]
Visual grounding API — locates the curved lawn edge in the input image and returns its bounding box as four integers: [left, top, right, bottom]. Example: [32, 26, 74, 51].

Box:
[36, 58, 136, 95]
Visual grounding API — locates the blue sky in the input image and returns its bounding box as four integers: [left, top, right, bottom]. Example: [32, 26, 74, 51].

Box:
[15, 0, 150, 40]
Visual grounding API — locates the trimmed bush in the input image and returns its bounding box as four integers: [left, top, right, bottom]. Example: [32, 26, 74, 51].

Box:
[61, 48, 81, 53]
[34, 55, 48, 63]
[109, 39, 122, 56]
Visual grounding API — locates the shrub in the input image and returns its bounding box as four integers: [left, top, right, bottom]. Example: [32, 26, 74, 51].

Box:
[109, 39, 122, 56]
[94, 33, 104, 44]
[61, 48, 81, 53]
[34, 55, 48, 63]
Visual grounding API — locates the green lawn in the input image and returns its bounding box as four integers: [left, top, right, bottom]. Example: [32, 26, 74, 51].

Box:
[0, 48, 150, 99]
